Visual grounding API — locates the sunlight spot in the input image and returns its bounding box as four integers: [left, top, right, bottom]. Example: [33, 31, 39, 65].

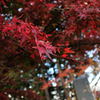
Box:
[21, 96, 24, 98]
[18, 8, 23, 12]
[8, 94, 12, 98]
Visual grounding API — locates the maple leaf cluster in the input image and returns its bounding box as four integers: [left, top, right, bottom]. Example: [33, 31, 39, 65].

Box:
[0, 17, 56, 60]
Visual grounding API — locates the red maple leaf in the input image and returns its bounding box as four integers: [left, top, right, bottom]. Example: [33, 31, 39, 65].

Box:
[64, 48, 74, 53]
[45, 3, 56, 10]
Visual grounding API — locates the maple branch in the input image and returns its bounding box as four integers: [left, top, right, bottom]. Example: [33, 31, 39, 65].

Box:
[69, 38, 100, 47]
[6, 36, 31, 55]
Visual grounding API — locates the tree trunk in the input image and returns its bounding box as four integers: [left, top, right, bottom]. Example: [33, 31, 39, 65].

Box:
[45, 89, 50, 100]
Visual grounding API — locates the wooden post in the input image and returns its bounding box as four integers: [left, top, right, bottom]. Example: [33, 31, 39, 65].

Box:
[73, 76, 95, 100]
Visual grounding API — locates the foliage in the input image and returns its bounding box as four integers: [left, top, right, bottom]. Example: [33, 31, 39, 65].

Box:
[0, 0, 100, 99]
